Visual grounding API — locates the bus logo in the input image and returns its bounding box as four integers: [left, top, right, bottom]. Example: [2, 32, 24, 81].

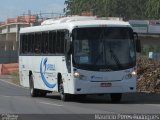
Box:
[40, 58, 56, 88]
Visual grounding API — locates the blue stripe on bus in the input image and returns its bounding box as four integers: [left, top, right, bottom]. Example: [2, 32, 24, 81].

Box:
[40, 58, 56, 88]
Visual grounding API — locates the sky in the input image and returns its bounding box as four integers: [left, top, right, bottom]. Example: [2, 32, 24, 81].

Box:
[0, 0, 65, 21]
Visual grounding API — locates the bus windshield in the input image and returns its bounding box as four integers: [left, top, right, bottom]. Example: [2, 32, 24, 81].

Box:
[72, 27, 136, 71]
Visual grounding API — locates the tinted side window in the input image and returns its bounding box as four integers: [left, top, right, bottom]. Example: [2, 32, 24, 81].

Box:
[34, 33, 41, 54]
[20, 35, 23, 54]
[20, 30, 68, 55]
[49, 31, 56, 54]
[27, 33, 34, 53]
[21, 34, 28, 54]
[56, 31, 65, 54]
[41, 32, 48, 53]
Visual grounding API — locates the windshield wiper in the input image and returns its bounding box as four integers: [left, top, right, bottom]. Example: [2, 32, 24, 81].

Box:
[109, 45, 122, 69]
[93, 29, 105, 65]
[94, 51, 103, 65]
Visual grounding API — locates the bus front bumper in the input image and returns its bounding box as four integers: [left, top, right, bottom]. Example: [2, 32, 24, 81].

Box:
[72, 79, 136, 94]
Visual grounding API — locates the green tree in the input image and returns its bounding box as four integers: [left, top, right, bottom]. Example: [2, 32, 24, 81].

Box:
[64, 0, 159, 20]
[146, 0, 160, 19]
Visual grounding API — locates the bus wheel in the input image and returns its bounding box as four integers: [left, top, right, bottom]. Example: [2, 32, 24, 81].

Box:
[59, 82, 69, 101]
[39, 90, 47, 97]
[110, 93, 122, 103]
[29, 75, 38, 97]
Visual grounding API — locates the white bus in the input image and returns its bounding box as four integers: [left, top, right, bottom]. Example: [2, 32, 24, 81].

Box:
[19, 16, 141, 102]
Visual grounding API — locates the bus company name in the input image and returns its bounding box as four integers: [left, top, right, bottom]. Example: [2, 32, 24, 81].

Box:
[46, 64, 56, 71]
[40, 58, 57, 88]
[42, 58, 56, 72]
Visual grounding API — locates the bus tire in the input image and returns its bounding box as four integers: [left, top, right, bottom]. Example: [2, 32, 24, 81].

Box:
[73, 95, 86, 101]
[59, 82, 70, 101]
[110, 93, 122, 103]
[39, 90, 47, 97]
[29, 75, 38, 97]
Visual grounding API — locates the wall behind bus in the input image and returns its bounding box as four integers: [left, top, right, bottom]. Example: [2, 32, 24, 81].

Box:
[0, 63, 19, 75]
[0, 50, 18, 64]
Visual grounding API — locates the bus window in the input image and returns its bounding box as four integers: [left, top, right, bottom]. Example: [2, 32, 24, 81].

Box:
[28, 34, 33, 53]
[22, 34, 28, 54]
[49, 31, 56, 54]
[20, 35, 23, 54]
[41, 32, 49, 54]
[56, 31, 65, 54]
[34, 33, 41, 54]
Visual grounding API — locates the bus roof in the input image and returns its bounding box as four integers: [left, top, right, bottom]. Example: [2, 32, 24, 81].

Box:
[20, 16, 131, 34]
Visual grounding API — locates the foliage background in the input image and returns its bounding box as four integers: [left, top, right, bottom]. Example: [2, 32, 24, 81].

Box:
[64, 0, 160, 20]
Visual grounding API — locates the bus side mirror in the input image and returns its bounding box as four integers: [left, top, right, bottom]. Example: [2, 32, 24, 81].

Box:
[136, 39, 141, 53]
[134, 32, 141, 53]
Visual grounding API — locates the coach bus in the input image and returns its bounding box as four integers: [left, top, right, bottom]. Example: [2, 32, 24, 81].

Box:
[19, 16, 141, 102]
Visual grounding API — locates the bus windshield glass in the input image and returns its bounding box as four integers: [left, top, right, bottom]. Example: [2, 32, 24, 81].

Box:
[72, 27, 136, 71]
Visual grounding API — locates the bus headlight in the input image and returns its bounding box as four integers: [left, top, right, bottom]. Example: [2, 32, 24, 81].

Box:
[73, 71, 80, 78]
[123, 71, 137, 80]
[131, 71, 137, 76]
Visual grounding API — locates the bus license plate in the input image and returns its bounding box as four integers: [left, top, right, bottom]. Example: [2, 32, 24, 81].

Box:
[101, 83, 112, 87]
